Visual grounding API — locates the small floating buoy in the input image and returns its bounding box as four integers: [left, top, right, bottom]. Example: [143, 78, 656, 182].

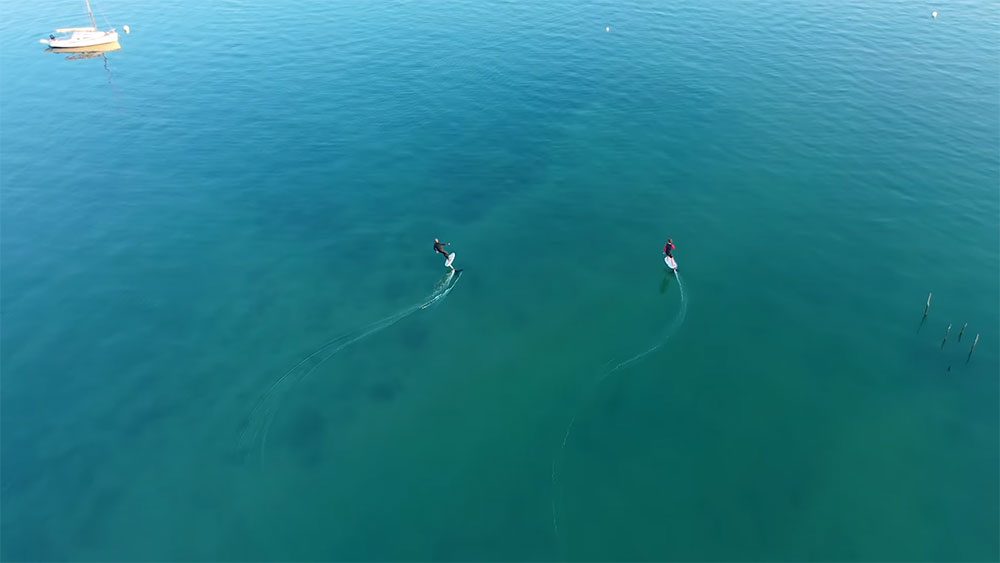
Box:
[931, 11, 938, 19]
[123, 24, 131, 34]
[605, 26, 611, 32]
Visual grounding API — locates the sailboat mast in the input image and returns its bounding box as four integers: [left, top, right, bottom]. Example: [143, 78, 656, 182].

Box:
[84, 0, 98, 29]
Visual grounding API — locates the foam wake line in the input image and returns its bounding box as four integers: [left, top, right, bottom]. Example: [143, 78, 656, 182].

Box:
[550, 273, 687, 554]
[237, 270, 462, 463]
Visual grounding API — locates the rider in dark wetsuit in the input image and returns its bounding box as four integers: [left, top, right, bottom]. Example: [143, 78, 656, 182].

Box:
[434, 238, 450, 258]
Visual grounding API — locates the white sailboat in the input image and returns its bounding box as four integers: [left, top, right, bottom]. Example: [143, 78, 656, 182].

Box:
[39, 0, 121, 49]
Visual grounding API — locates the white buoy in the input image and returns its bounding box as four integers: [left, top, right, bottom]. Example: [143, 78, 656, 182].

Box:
[123, 24, 131, 34]
[931, 11, 938, 19]
[605, 26, 611, 32]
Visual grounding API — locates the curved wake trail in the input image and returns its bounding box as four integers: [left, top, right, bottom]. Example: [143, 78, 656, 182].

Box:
[550, 273, 687, 553]
[237, 270, 462, 463]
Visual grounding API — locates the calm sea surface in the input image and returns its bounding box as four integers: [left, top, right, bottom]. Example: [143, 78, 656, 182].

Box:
[2, 0, 997, 560]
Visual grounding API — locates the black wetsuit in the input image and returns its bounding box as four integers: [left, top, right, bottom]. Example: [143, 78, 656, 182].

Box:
[434, 241, 449, 257]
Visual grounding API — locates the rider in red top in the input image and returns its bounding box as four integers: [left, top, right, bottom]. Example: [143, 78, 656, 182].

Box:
[663, 238, 676, 258]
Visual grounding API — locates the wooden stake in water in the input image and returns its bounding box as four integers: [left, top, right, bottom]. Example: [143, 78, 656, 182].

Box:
[958, 323, 967, 342]
[967, 333, 980, 363]
[941, 323, 951, 348]
[923, 292, 932, 317]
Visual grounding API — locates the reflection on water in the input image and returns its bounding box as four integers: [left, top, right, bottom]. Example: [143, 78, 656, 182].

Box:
[46, 41, 121, 60]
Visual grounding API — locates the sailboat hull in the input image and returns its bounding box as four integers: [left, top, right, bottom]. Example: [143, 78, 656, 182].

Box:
[41, 29, 118, 49]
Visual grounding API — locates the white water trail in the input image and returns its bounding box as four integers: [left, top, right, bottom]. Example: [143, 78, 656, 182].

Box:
[550, 273, 687, 555]
[237, 270, 462, 463]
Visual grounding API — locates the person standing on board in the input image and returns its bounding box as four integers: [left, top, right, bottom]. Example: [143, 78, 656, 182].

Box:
[434, 238, 455, 270]
[663, 238, 676, 258]
[663, 238, 679, 272]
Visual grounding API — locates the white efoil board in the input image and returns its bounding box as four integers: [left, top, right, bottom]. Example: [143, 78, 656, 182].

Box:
[445, 252, 456, 268]
[664, 255, 677, 270]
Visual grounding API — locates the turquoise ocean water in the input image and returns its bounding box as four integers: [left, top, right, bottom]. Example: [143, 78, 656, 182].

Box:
[2, 0, 998, 559]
